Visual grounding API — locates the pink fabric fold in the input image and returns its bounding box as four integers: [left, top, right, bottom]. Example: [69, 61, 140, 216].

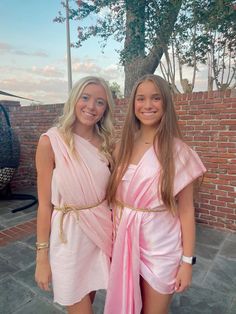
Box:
[104, 139, 206, 314]
[43, 127, 112, 305]
[45, 127, 112, 257]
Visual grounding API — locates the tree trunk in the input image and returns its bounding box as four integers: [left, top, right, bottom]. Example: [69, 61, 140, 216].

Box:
[124, 50, 163, 96]
[124, 58, 149, 96]
[124, 0, 145, 95]
[124, 0, 182, 96]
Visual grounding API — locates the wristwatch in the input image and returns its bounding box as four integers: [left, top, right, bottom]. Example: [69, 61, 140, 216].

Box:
[182, 255, 196, 265]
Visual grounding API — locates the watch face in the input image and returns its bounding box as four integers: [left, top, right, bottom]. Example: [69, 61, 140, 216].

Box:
[192, 256, 197, 265]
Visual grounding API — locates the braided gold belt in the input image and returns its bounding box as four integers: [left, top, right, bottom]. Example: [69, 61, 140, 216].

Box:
[54, 199, 105, 243]
[113, 200, 167, 237]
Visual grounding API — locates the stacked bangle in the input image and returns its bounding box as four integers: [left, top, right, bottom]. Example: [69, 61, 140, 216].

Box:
[36, 242, 49, 250]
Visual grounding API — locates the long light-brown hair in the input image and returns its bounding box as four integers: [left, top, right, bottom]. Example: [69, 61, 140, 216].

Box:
[57, 76, 115, 166]
[107, 74, 182, 213]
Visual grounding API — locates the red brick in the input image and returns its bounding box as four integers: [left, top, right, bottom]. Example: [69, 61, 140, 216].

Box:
[208, 221, 225, 228]
[196, 209, 210, 215]
[2, 229, 17, 239]
[226, 214, 236, 220]
[216, 207, 234, 214]
[4, 94, 235, 232]
[0, 233, 10, 240]
[214, 212, 226, 218]
[210, 200, 227, 207]
[218, 185, 234, 192]
[217, 196, 235, 203]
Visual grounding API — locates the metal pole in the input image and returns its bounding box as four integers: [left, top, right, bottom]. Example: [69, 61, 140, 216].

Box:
[66, 0, 72, 93]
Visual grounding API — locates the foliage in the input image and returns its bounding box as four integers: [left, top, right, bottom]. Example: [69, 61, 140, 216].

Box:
[54, 1, 126, 50]
[109, 81, 123, 98]
[171, 0, 236, 91]
[55, 0, 236, 93]
[55, 1, 181, 62]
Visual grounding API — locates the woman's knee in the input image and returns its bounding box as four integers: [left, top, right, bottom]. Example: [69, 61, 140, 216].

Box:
[141, 277, 172, 314]
[67, 294, 93, 314]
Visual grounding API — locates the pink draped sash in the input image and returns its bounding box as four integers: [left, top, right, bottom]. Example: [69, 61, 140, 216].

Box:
[44, 127, 112, 257]
[104, 140, 206, 314]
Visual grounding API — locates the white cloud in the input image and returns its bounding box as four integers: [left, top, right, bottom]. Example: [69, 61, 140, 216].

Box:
[0, 42, 13, 53]
[72, 59, 124, 87]
[72, 61, 101, 73]
[0, 77, 67, 105]
[14, 50, 48, 57]
[0, 42, 48, 57]
[31, 65, 64, 78]
[0, 53, 124, 106]
[31, 51, 48, 57]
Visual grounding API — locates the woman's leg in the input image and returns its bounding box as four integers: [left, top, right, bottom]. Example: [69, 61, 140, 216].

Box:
[67, 294, 94, 314]
[140, 277, 173, 314]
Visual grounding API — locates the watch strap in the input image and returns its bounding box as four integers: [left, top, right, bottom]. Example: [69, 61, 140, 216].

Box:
[182, 255, 196, 265]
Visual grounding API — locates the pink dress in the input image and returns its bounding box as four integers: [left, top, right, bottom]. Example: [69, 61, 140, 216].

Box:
[104, 139, 206, 314]
[44, 127, 112, 306]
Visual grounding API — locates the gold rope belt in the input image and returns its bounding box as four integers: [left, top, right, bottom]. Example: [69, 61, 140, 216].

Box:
[54, 199, 105, 243]
[113, 200, 167, 237]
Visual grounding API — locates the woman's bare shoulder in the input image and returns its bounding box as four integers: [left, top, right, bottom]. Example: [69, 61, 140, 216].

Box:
[36, 135, 54, 168]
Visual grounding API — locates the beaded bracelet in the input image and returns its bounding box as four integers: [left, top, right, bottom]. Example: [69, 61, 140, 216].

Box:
[36, 242, 49, 250]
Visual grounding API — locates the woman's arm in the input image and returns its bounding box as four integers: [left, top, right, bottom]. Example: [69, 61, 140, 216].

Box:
[35, 135, 54, 291]
[175, 182, 196, 293]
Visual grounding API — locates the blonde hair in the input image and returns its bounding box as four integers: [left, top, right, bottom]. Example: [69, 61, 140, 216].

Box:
[107, 74, 182, 213]
[57, 76, 115, 166]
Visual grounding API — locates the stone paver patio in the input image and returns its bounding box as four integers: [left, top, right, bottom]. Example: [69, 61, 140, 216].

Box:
[0, 197, 235, 314]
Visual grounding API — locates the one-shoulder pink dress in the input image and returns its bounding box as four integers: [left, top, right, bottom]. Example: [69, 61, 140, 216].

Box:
[43, 127, 112, 306]
[104, 139, 206, 314]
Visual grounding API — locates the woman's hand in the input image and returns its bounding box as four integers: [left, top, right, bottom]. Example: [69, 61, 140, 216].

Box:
[35, 250, 52, 291]
[175, 263, 193, 293]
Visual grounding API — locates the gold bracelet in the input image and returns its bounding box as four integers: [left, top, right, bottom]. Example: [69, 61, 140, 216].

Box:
[36, 242, 49, 250]
[36, 246, 49, 251]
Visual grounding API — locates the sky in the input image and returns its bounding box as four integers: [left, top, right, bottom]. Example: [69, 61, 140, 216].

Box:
[0, 1, 215, 106]
[0, 0, 124, 105]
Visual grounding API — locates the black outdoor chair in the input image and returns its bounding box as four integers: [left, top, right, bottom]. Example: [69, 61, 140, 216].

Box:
[0, 103, 37, 212]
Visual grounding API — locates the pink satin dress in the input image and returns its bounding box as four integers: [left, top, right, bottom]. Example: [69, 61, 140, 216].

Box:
[104, 139, 206, 314]
[43, 127, 112, 306]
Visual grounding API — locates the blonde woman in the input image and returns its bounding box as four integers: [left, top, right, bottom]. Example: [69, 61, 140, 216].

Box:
[35, 76, 114, 314]
[105, 74, 206, 314]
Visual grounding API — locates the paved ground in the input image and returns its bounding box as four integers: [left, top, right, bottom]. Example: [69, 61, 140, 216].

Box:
[0, 197, 236, 314]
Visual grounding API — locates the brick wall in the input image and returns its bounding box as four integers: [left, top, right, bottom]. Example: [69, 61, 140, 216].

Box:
[0, 101, 63, 188]
[1, 90, 236, 231]
[174, 90, 236, 231]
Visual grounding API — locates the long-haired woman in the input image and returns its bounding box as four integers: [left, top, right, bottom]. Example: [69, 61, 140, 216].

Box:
[105, 74, 206, 314]
[35, 76, 114, 314]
